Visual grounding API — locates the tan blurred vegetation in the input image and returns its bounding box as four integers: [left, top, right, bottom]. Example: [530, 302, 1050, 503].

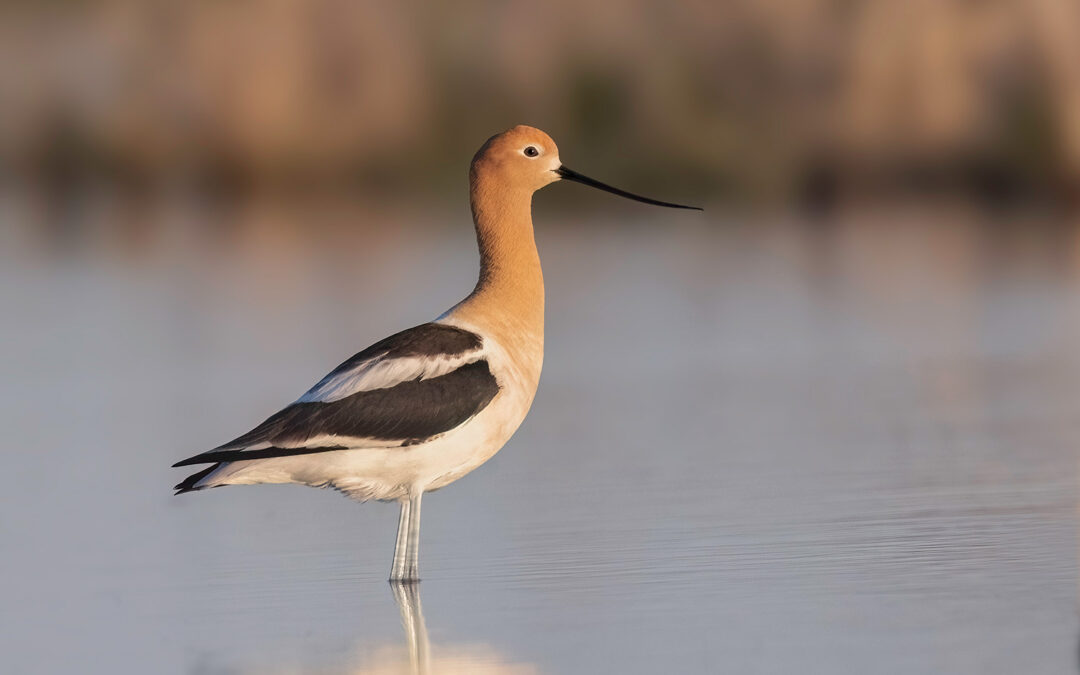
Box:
[2, 0, 1080, 205]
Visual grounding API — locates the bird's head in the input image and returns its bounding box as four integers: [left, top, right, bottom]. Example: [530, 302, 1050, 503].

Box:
[471, 125, 562, 193]
[470, 125, 701, 210]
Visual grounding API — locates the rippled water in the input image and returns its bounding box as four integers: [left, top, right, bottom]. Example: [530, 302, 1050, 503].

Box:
[1, 200, 1077, 673]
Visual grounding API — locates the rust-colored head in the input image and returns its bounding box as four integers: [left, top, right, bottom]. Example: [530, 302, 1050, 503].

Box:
[470, 125, 702, 209]
[470, 125, 562, 194]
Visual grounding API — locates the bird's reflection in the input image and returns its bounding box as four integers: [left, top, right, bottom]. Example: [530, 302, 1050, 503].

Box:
[390, 581, 430, 675]
[337, 581, 538, 675]
[233, 581, 536, 674]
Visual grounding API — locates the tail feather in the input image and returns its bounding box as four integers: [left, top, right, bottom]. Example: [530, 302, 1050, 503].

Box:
[174, 463, 221, 495]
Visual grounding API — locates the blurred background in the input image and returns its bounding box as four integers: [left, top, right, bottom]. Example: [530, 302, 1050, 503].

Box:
[4, 0, 1080, 209]
[2, 1, 1079, 674]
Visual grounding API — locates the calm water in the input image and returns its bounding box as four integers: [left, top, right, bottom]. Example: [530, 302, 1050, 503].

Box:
[1, 198, 1078, 674]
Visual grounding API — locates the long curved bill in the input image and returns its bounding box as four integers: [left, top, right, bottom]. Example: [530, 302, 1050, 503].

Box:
[555, 165, 702, 210]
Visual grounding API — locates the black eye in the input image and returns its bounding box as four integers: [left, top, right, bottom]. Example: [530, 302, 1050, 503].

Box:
[523, 146, 539, 157]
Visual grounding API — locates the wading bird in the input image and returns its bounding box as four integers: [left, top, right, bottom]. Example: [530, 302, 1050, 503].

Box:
[173, 125, 700, 580]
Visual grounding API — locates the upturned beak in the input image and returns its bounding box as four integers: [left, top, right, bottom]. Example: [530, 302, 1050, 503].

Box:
[554, 166, 702, 210]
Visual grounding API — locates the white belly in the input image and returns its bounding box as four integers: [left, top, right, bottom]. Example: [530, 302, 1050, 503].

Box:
[201, 331, 541, 502]
[329, 378, 534, 500]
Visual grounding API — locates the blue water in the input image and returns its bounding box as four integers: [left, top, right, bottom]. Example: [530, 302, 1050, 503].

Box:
[1, 201, 1077, 673]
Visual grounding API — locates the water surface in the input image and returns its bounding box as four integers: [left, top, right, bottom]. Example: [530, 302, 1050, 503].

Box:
[1, 201, 1077, 673]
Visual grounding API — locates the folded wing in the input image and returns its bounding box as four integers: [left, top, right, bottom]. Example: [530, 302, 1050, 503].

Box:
[173, 323, 500, 467]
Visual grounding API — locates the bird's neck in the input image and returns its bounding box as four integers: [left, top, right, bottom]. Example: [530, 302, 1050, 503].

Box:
[450, 185, 545, 358]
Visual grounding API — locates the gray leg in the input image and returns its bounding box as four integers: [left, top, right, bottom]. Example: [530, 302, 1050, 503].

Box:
[404, 492, 423, 581]
[390, 498, 411, 581]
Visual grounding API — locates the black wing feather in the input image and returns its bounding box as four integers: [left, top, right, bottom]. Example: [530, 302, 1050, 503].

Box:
[173, 324, 498, 468]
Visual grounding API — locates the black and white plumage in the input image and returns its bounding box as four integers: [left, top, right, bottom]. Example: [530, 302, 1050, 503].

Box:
[173, 323, 503, 494]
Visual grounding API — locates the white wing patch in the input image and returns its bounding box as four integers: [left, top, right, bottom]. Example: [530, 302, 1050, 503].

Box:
[296, 349, 484, 403]
[255, 433, 404, 450]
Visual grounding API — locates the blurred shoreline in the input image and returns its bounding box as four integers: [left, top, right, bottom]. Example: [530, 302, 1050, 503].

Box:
[3, 0, 1080, 209]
